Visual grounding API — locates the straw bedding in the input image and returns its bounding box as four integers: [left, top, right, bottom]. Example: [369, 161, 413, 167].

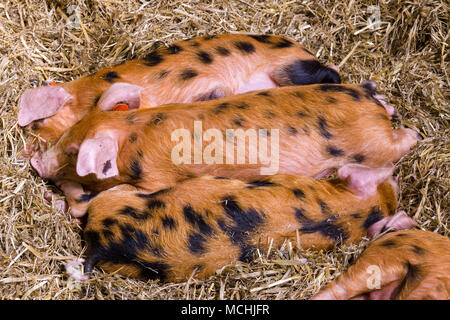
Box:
[0, 0, 448, 299]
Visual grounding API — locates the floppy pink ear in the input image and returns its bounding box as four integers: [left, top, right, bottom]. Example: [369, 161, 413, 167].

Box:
[18, 86, 73, 126]
[97, 83, 143, 111]
[76, 135, 119, 179]
[338, 163, 394, 199]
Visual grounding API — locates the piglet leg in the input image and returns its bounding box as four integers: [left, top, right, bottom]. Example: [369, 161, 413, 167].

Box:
[57, 181, 95, 218]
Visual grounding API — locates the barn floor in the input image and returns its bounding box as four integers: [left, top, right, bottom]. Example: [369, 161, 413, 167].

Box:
[0, 0, 448, 299]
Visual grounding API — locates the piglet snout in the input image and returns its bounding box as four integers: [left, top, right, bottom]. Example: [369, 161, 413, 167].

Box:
[31, 151, 47, 177]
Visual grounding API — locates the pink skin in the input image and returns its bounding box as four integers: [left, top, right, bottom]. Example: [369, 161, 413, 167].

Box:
[18, 86, 73, 127]
[367, 210, 417, 239]
[97, 83, 143, 111]
[337, 163, 395, 199]
[66, 259, 90, 281]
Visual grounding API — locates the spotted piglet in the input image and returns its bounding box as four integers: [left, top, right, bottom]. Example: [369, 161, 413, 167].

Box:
[312, 229, 450, 300]
[66, 164, 416, 282]
[18, 33, 340, 154]
[31, 84, 420, 218]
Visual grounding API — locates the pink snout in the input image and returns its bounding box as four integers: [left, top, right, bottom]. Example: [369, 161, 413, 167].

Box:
[31, 151, 54, 178]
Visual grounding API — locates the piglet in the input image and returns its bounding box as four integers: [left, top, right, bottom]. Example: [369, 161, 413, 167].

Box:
[18, 33, 340, 153]
[31, 84, 420, 207]
[66, 164, 414, 282]
[311, 229, 449, 300]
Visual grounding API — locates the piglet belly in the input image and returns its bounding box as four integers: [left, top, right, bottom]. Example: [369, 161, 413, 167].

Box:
[236, 71, 278, 94]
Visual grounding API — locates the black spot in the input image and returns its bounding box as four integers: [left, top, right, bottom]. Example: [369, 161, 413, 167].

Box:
[221, 196, 264, 231]
[214, 176, 230, 180]
[319, 84, 361, 101]
[297, 111, 307, 118]
[102, 160, 112, 175]
[256, 91, 270, 96]
[129, 158, 142, 180]
[318, 117, 332, 139]
[187, 232, 207, 254]
[119, 206, 150, 220]
[102, 218, 118, 227]
[233, 117, 244, 127]
[363, 207, 384, 229]
[213, 102, 229, 114]
[215, 46, 230, 56]
[351, 213, 362, 219]
[195, 89, 225, 102]
[381, 239, 397, 247]
[146, 199, 166, 211]
[102, 229, 115, 240]
[190, 42, 200, 47]
[272, 38, 294, 48]
[326, 97, 337, 104]
[246, 180, 276, 188]
[183, 206, 214, 236]
[319, 200, 331, 215]
[166, 44, 182, 54]
[292, 188, 305, 199]
[287, 126, 298, 136]
[129, 133, 138, 143]
[326, 145, 344, 157]
[104, 71, 119, 82]
[282, 60, 341, 85]
[149, 112, 166, 126]
[390, 263, 423, 300]
[396, 233, 408, 237]
[75, 192, 99, 203]
[143, 51, 163, 66]
[217, 218, 256, 263]
[136, 149, 144, 159]
[93, 94, 101, 106]
[196, 51, 213, 64]
[295, 210, 348, 244]
[125, 113, 137, 123]
[248, 34, 272, 43]
[411, 245, 425, 255]
[158, 70, 169, 79]
[353, 154, 365, 163]
[161, 215, 177, 230]
[236, 103, 250, 109]
[83, 226, 169, 280]
[233, 41, 255, 54]
[203, 35, 216, 40]
[180, 69, 198, 81]
[218, 196, 265, 262]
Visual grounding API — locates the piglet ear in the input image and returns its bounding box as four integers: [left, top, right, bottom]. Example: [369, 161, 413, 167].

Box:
[76, 135, 119, 179]
[18, 86, 73, 126]
[338, 163, 394, 199]
[97, 82, 143, 111]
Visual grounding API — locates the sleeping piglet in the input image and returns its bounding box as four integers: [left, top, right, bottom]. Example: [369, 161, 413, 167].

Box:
[30, 83, 420, 214]
[66, 164, 416, 282]
[311, 229, 450, 300]
[18, 33, 340, 154]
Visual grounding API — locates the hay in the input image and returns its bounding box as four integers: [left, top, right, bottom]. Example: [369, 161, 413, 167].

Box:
[0, 0, 448, 299]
